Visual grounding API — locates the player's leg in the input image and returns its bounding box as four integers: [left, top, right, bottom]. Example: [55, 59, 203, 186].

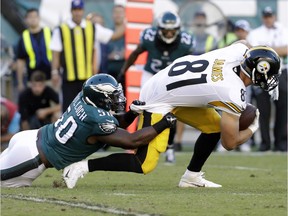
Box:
[0, 130, 46, 187]
[173, 107, 222, 188]
[63, 111, 170, 188]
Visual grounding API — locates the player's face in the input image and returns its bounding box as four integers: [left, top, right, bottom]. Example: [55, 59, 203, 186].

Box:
[25, 11, 40, 29]
[160, 29, 178, 40]
[235, 28, 248, 40]
[31, 81, 46, 96]
[71, 8, 84, 25]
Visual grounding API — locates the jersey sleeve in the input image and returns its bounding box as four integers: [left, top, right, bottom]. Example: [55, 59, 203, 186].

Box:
[227, 43, 249, 61]
[139, 28, 156, 49]
[208, 84, 246, 116]
[89, 109, 120, 135]
[50, 27, 62, 51]
[180, 31, 195, 54]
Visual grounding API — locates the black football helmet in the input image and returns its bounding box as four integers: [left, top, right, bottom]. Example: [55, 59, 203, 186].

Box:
[157, 11, 181, 44]
[82, 74, 126, 113]
[240, 46, 281, 91]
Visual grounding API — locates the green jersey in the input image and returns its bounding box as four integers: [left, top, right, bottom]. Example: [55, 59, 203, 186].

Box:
[40, 92, 119, 170]
[140, 27, 194, 75]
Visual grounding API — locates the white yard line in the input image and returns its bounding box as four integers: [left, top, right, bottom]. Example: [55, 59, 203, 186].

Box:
[1, 194, 156, 216]
[207, 165, 272, 171]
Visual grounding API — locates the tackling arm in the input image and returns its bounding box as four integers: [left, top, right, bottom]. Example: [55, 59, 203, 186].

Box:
[94, 113, 176, 149]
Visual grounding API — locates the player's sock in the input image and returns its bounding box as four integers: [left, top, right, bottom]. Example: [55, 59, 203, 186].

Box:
[187, 132, 220, 172]
[88, 153, 143, 173]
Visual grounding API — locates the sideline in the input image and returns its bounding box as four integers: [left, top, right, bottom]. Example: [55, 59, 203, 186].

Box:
[1, 194, 158, 216]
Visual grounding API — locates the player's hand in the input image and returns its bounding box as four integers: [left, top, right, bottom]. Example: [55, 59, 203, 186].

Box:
[163, 113, 177, 129]
[248, 109, 260, 133]
[131, 100, 145, 106]
[130, 100, 145, 114]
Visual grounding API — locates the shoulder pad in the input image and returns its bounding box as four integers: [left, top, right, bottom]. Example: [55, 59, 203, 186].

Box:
[141, 27, 157, 44]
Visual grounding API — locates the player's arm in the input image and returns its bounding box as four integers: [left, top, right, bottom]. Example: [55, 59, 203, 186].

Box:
[117, 45, 146, 81]
[220, 111, 258, 150]
[94, 113, 176, 149]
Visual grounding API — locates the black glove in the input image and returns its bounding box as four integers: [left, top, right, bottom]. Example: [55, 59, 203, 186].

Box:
[123, 100, 146, 123]
[131, 100, 146, 106]
[153, 112, 177, 134]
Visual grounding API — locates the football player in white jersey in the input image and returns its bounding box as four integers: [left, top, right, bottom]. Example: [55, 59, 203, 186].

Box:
[63, 40, 281, 188]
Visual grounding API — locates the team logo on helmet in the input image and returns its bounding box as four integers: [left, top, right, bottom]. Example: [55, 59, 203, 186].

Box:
[257, 61, 270, 74]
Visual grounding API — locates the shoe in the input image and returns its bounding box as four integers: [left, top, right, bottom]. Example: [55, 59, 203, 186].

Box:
[63, 161, 89, 189]
[165, 148, 175, 163]
[239, 143, 251, 152]
[178, 170, 222, 188]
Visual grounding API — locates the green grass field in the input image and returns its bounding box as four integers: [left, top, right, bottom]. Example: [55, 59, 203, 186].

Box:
[1, 151, 287, 216]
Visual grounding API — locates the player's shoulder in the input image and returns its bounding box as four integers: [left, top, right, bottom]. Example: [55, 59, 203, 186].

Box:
[141, 27, 157, 43]
[84, 107, 119, 134]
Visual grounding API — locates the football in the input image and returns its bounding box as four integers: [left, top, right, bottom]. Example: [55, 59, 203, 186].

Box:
[239, 103, 257, 131]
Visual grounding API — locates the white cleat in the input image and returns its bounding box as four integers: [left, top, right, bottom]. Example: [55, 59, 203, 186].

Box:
[178, 170, 222, 188]
[63, 161, 89, 189]
[165, 148, 175, 164]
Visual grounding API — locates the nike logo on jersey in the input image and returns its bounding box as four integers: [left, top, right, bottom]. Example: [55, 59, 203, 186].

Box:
[106, 120, 114, 123]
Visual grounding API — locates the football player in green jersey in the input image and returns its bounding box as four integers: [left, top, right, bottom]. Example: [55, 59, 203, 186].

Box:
[0, 74, 176, 187]
[118, 11, 194, 86]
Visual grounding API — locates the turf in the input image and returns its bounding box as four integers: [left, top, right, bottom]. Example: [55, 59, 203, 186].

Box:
[1, 151, 287, 216]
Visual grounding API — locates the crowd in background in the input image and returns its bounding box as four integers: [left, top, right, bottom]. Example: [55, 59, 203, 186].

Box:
[1, 1, 287, 153]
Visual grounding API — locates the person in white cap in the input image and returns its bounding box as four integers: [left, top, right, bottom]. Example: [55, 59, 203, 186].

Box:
[234, 20, 250, 40]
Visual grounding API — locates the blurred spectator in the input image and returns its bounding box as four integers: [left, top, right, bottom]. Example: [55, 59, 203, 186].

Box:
[191, 11, 217, 55]
[0, 97, 21, 151]
[50, 0, 125, 112]
[18, 70, 60, 130]
[16, 8, 52, 92]
[107, 5, 126, 89]
[234, 19, 251, 40]
[247, 6, 288, 152]
[218, 19, 238, 48]
[86, 12, 109, 74]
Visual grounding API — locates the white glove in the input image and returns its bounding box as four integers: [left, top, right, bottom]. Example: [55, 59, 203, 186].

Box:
[248, 109, 260, 133]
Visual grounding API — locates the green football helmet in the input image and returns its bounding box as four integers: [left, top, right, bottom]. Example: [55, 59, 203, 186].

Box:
[82, 74, 126, 113]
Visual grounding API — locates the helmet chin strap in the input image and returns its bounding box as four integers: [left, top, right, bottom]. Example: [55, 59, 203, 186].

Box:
[269, 86, 279, 100]
[251, 68, 256, 84]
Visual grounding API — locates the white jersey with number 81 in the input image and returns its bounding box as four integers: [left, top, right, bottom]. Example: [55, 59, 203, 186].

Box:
[133, 43, 249, 116]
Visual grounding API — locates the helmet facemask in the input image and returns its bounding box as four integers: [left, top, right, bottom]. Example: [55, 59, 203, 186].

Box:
[251, 68, 279, 91]
[109, 84, 126, 113]
[157, 12, 181, 44]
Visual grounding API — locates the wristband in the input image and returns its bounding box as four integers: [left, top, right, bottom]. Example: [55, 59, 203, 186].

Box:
[152, 118, 169, 134]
